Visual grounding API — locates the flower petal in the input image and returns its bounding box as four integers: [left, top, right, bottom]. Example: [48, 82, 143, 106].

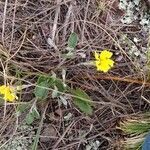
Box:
[106, 59, 114, 67]
[98, 62, 110, 73]
[0, 85, 6, 94]
[94, 50, 114, 73]
[94, 51, 100, 60]
[95, 61, 101, 71]
[100, 50, 113, 60]
[0, 85, 17, 102]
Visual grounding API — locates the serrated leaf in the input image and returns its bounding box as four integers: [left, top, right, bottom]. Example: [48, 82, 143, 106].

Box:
[25, 112, 34, 125]
[142, 134, 150, 150]
[72, 88, 93, 115]
[68, 32, 78, 49]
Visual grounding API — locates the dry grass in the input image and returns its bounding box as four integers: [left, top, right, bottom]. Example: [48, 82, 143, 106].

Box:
[0, 0, 149, 149]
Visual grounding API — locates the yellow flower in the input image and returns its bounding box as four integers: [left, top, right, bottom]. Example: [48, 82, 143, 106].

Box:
[0, 85, 18, 102]
[94, 50, 114, 72]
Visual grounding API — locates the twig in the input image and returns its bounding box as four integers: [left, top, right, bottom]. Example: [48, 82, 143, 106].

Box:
[63, 2, 73, 38]
[2, 0, 8, 45]
[52, 121, 75, 149]
[52, 0, 61, 41]
[9, 0, 18, 53]
[91, 75, 150, 86]
[81, 0, 90, 43]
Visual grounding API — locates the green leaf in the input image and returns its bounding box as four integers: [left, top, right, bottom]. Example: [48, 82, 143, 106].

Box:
[25, 107, 40, 125]
[37, 75, 55, 86]
[34, 76, 51, 100]
[68, 32, 78, 49]
[25, 112, 34, 125]
[37, 75, 52, 83]
[34, 81, 50, 99]
[34, 75, 54, 100]
[16, 103, 31, 116]
[74, 98, 93, 115]
[35, 75, 68, 100]
[72, 88, 93, 115]
[120, 121, 150, 135]
[55, 79, 66, 93]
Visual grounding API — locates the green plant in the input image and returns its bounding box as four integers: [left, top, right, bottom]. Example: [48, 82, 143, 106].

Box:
[118, 113, 150, 150]
[62, 32, 78, 58]
[34, 74, 93, 115]
[72, 88, 93, 115]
